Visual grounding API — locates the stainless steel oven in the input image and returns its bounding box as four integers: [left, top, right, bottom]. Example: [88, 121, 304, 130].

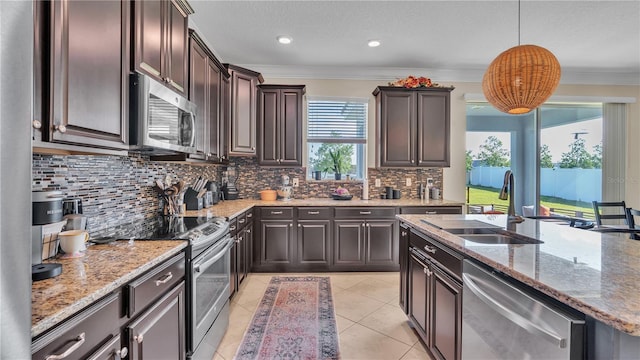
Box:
[189, 234, 234, 360]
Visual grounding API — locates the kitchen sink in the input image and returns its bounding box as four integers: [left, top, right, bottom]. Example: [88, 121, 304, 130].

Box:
[459, 233, 544, 245]
[444, 228, 501, 235]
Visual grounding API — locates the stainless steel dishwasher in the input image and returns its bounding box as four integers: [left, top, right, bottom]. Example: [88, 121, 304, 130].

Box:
[462, 260, 585, 359]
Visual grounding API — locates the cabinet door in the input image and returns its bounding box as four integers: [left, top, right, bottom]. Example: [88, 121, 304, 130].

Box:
[365, 220, 397, 265]
[237, 228, 247, 285]
[127, 282, 185, 360]
[280, 89, 303, 166]
[417, 91, 450, 167]
[409, 254, 431, 345]
[431, 266, 462, 360]
[207, 62, 222, 159]
[49, 0, 128, 149]
[258, 88, 279, 164]
[188, 38, 208, 157]
[229, 239, 237, 298]
[297, 220, 331, 266]
[260, 220, 294, 264]
[220, 75, 230, 160]
[379, 91, 416, 167]
[244, 222, 254, 274]
[167, 0, 188, 95]
[399, 225, 410, 314]
[229, 71, 257, 155]
[333, 221, 365, 265]
[134, 0, 164, 81]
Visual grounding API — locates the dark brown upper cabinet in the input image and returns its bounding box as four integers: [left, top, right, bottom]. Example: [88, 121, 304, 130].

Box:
[225, 65, 264, 156]
[34, 0, 130, 151]
[374, 86, 454, 167]
[133, 0, 193, 96]
[257, 85, 306, 166]
[186, 30, 228, 162]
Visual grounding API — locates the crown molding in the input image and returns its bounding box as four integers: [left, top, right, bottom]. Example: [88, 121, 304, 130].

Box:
[235, 64, 640, 86]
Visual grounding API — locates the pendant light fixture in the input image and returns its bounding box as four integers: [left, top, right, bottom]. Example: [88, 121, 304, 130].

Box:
[482, 0, 561, 114]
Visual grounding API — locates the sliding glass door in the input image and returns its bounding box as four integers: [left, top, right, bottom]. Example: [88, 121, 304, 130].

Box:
[466, 103, 603, 219]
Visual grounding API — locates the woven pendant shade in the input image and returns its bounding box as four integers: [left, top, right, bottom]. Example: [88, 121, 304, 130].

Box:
[482, 44, 561, 114]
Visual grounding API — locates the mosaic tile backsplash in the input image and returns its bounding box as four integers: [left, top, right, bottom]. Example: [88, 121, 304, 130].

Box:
[32, 154, 443, 233]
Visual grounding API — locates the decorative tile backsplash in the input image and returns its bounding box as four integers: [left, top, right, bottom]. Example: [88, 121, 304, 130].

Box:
[32, 154, 443, 233]
[32, 154, 221, 233]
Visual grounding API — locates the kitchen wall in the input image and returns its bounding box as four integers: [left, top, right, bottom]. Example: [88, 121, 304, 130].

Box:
[264, 77, 640, 208]
[32, 154, 221, 233]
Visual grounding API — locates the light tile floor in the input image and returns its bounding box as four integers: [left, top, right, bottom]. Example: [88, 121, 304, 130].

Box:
[213, 272, 432, 360]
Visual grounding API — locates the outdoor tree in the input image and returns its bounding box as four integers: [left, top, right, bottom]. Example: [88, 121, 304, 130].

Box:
[465, 150, 473, 172]
[591, 143, 602, 169]
[477, 136, 510, 167]
[309, 143, 354, 174]
[558, 138, 595, 168]
[540, 144, 554, 168]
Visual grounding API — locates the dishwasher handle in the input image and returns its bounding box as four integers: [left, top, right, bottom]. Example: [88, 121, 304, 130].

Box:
[462, 273, 567, 349]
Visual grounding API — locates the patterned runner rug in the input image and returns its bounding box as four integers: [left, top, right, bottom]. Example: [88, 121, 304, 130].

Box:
[234, 276, 340, 359]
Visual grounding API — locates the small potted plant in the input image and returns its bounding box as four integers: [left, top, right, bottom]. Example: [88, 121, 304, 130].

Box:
[328, 149, 347, 180]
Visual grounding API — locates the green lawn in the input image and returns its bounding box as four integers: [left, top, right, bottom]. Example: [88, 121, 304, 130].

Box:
[466, 185, 595, 218]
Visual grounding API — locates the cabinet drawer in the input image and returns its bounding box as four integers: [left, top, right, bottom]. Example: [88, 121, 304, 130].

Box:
[400, 206, 462, 214]
[260, 207, 294, 219]
[126, 253, 185, 317]
[297, 207, 332, 219]
[410, 231, 462, 280]
[335, 207, 396, 219]
[32, 293, 120, 360]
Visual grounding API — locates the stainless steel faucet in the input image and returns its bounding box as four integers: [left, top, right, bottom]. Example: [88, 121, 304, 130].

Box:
[499, 170, 525, 224]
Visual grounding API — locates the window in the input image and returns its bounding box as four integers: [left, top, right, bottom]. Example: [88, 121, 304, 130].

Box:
[307, 97, 367, 180]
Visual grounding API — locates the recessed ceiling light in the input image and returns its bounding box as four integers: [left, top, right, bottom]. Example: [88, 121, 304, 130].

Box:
[277, 36, 292, 45]
[367, 40, 381, 48]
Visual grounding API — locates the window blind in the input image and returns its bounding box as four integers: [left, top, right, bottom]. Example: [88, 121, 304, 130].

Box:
[307, 100, 367, 143]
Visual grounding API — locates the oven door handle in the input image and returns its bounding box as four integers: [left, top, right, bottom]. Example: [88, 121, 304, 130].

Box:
[194, 237, 234, 273]
[462, 273, 566, 348]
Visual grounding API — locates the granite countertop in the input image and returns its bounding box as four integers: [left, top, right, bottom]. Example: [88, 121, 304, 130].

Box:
[31, 240, 188, 338]
[184, 198, 463, 219]
[397, 214, 640, 336]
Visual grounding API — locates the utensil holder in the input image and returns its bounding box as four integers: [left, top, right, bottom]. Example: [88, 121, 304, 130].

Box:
[184, 188, 203, 210]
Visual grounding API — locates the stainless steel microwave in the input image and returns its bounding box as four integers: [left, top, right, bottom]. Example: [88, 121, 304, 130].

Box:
[129, 73, 197, 154]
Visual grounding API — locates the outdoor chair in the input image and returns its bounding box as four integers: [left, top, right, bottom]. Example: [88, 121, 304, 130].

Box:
[592, 201, 628, 227]
[625, 208, 640, 229]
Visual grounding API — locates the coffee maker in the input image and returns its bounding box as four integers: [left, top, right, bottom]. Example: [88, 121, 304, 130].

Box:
[221, 166, 239, 200]
[32, 191, 64, 281]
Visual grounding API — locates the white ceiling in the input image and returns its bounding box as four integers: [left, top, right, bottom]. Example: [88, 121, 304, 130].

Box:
[189, 0, 640, 85]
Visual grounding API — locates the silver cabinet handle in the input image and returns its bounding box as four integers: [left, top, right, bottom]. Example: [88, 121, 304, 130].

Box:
[366, 223, 370, 228]
[45, 333, 85, 359]
[298, 224, 301, 228]
[308, 211, 320, 215]
[359, 211, 371, 215]
[289, 223, 292, 227]
[424, 245, 436, 254]
[116, 347, 128, 358]
[247, 229, 251, 233]
[271, 211, 283, 215]
[423, 267, 432, 276]
[411, 159, 414, 163]
[401, 231, 407, 236]
[247, 213, 253, 218]
[238, 218, 246, 224]
[154, 272, 173, 286]
[229, 225, 237, 231]
[134, 334, 144, 344]
[425, 211, 437, 214]
[54, 124, 67, 133]
[33, 120, 42, 129]
[462, 273, 566, 348]
[361, 223, 365, 227]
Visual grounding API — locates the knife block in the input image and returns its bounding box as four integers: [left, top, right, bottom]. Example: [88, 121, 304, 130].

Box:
[184, 188, 203, 210]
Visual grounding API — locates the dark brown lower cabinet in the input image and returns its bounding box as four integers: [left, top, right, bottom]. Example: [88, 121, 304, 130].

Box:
[260, 220, 295, 266]
[409, 252, 432, 342]
[126, 281, 185, 360]
[297, 220, 331, 268]
[399, 224, 410, 314]
[431, 266, 462, 360]
[333, 219, 398, 270]
[403, 226, 463, 360]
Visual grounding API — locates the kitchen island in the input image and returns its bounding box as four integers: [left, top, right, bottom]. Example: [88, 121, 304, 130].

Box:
[398, 214, 640, 358]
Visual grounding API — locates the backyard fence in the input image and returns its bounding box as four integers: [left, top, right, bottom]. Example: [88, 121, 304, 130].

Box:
[468, 166, 602, 203]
